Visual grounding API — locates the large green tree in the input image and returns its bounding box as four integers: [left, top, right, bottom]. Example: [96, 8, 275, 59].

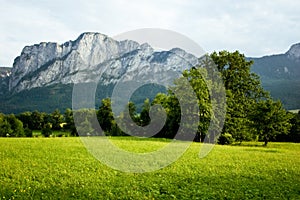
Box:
[211, 51, 269, 142]
[249, 100, 292, 146]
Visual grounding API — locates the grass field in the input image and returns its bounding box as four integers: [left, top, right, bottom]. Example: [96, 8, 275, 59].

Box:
[1, 137, 300, 199]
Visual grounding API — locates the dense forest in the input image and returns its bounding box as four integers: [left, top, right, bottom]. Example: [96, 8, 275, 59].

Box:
[1, 51, 299, 145]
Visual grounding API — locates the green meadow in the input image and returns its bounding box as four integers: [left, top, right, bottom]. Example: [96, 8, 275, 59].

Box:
[1, 137, 300, 199]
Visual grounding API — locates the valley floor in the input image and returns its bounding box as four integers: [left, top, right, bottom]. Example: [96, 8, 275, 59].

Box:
[0, 137, 300, 199]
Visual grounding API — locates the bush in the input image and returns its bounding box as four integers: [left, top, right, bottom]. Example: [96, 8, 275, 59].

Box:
[218, 133, 234, 145]
[41, 123, 52, 137]
[24, 127, 33, 137]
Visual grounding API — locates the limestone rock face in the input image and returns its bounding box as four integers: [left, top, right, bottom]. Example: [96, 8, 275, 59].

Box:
[287, 43, 300, 60]
[8, 32, 198, 93]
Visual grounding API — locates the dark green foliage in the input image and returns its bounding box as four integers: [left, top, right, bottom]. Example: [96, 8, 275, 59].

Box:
[0, 84, 73, 114]
[97, 98, 115, 134]
[50, 109, 63, 130]
[0, 114, 12, 137]
[1, 50, 296, 143]
[16, 112, 32, 129]
[41, 123, 52, 137]
[30, 111, 45, 130]
[24, 127, 33, 137]
[129, 84, 167, 112]
[274, 111, 300, 143]
[0, 113, 24, 137]
[211, 51, 270, 143]
[73, 109, 97, 136]
[152, 93, 181, 139]
[218, 133, 234, 145]
[139, 99, 151, 126]
[249, 100, 292, 146]
[63, 108, 77, 136]
[289, 111, 300, 142]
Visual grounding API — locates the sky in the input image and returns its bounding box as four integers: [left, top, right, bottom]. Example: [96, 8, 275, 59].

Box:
[0, 0, 300, 66]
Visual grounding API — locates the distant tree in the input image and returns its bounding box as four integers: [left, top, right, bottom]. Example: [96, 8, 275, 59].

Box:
[117, 101, 138, 136]
[51, 109, 63, 130]
[24, 127, 33, 137]
[249, 100, 292, 146]
[0, 114, 25, 137]
[97, 98, 115, 134]
[140, 98, 151, 126]
[218, 133, 234, 145]
[41, 123, 52, 137]
[0, 113, 12, 137]
[6, 114, 25, 137]
[152, 93, 181, 139]
[31, 111, 45, 130]
[64, 108, 77, 136]
[73, 109, 98, 136]
[16, 112, 32, 129]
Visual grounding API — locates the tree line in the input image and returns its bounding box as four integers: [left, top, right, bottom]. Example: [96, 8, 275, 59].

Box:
[0, 51, 299, 145]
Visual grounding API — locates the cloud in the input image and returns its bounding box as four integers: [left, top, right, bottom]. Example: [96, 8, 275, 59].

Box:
[0, 0, 299, 66]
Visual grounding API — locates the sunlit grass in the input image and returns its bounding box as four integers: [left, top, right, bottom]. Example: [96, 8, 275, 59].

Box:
[0, 137, 299, 199]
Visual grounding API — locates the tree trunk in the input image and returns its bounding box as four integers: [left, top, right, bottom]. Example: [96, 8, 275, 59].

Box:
[194, 132, 201, 142]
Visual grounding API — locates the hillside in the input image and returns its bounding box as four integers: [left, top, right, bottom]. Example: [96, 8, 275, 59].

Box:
[0, 33, 196, 113]
[0, 33, 299, 113]
[249, 43, 300, 109]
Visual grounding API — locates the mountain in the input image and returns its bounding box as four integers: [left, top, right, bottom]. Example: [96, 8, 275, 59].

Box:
[0, 67, 11, 77]
[249, 43, 300, 109]
[0, 32, 198, 113]
[0, 32, 299, 113]
[0, 67, 11, 96]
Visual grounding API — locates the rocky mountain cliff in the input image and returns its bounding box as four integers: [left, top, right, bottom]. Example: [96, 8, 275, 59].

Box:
[0, 32, 198, 113]
[8, 32, 197, 93]
[0, 67, 11, 78]
[0, 32, 299, 113]
[250, 43, 300, 80]
[0, 67, 11, 96]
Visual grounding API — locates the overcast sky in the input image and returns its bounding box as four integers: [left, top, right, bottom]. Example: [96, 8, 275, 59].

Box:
[1, 0, 300, 66]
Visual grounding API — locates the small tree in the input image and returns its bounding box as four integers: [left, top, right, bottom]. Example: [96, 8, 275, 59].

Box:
[24, 127, 33, 137]
[64, 108, 77, 136]
[0, 114, 13, 137]
[6, 114, 25, 137]
[140, 99, 151, 126]
[97, 98, 115, 134]
[51, 109, 63, 130]
[250, 100, 292, 146]
[41, 123, 52, 137]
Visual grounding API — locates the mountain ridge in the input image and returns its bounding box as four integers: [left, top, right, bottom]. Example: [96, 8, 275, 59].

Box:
[0, 32, 199, 113]
[249, 42, 300, 109]
[0, 33, 299, 113]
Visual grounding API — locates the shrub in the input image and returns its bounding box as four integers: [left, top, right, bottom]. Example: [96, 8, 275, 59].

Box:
[24, 127, 33, 137]
[218, 133, 234, 145]
[41, 123, 52, 137]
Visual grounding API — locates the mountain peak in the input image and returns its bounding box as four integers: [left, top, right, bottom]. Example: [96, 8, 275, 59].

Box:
[286, 43, 300, 60]
[8, 32, 197, 93]
[76, 32, 108, 41]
